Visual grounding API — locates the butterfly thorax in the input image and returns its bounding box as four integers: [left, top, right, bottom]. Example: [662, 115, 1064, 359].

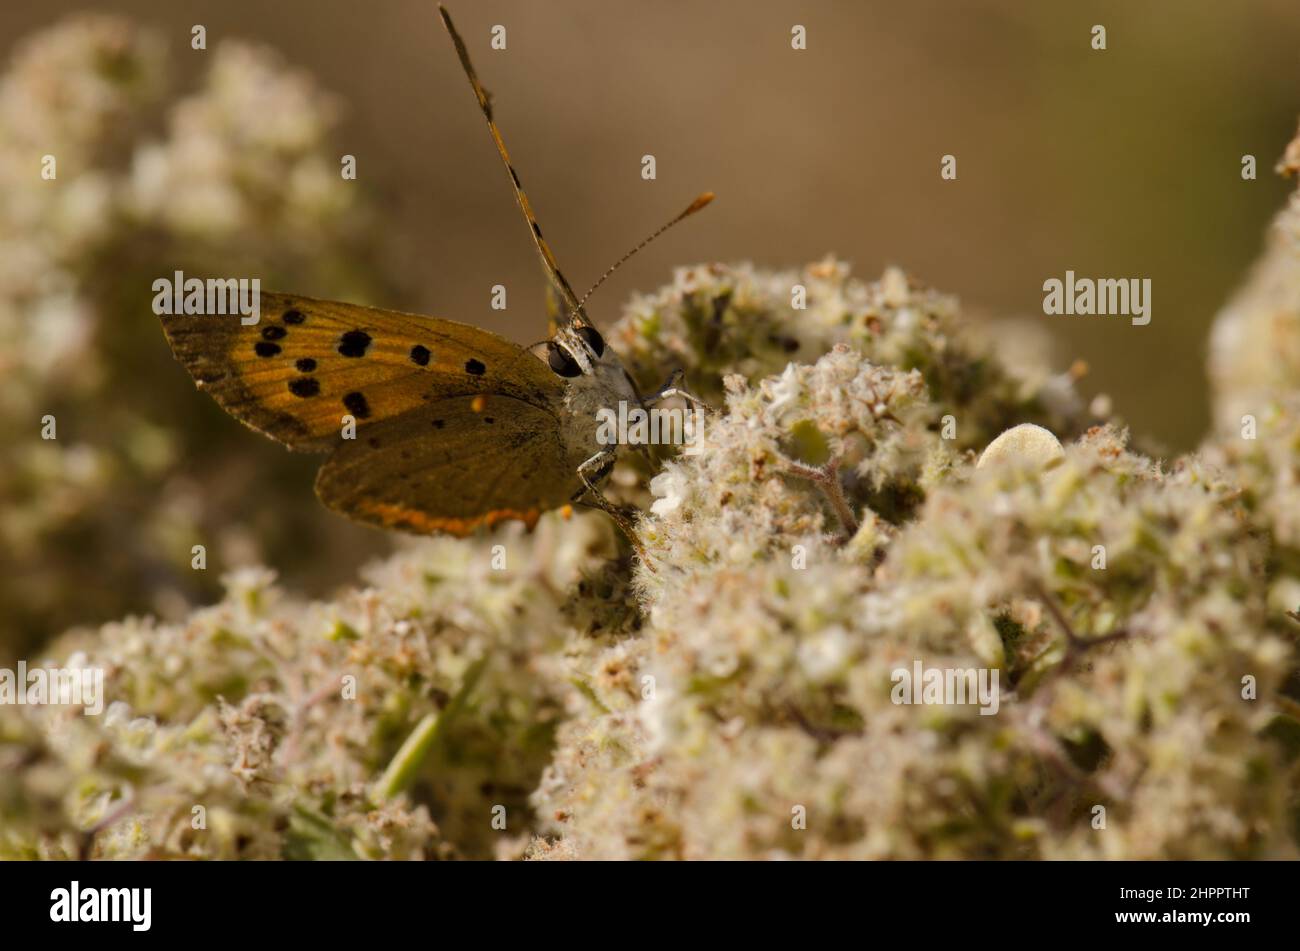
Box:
[549, 326, 642, 452]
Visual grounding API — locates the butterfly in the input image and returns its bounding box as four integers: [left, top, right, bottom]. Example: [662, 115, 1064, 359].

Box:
[160, 4, 711, 548]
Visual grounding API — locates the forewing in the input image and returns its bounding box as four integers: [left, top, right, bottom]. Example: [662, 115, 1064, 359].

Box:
[314, 392, 585, 536]
[160, 291, 563, 452]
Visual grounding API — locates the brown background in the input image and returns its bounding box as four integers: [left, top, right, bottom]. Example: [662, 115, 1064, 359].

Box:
[5, 0, 1300, 449]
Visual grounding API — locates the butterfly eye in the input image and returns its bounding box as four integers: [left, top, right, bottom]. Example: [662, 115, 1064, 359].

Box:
[547, 341, 582, 378]
[576, 325, 605, 358]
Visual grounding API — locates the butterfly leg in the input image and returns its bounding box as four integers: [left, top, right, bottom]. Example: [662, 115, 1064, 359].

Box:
[645, 368, 714, 414]
[641, 369, 712, 462]
[573, 448, 648, 561]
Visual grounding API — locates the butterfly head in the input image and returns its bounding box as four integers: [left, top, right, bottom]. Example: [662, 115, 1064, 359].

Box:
[545, 320, 643, 422]
[546, 323, 611, 379]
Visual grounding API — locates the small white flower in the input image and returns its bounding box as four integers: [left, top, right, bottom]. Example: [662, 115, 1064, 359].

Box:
[766, 362, 803, 415]
[797, 625, 850, 681]
[881, 266, 909, 306]
[649, 467, 688, 517]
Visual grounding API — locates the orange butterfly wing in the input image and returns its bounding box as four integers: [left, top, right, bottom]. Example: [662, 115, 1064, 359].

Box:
[314, 392, 588, 536]
[161, 292, 583, 536]
[160, 292, 564, 452]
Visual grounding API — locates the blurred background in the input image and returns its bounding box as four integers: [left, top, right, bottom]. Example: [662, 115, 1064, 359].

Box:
[2, 0, 1299, 658]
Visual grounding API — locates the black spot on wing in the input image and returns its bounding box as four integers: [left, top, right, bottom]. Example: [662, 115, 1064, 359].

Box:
[254, 342, 281, 358]
[262, 326, 287, 341]
[338, 330, 372, 358]
[343, 391, 371, 419]
[465, 359, 486, 376]
[282, 309, 305, 324]
[289, 377, 320, 398]
[295, 357, 317, 372]
[410, 345, 431, 366]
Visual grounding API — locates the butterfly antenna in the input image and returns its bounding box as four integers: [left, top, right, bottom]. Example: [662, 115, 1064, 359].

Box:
[568, 192, 714, 323]
[438, 4, 587, 321]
